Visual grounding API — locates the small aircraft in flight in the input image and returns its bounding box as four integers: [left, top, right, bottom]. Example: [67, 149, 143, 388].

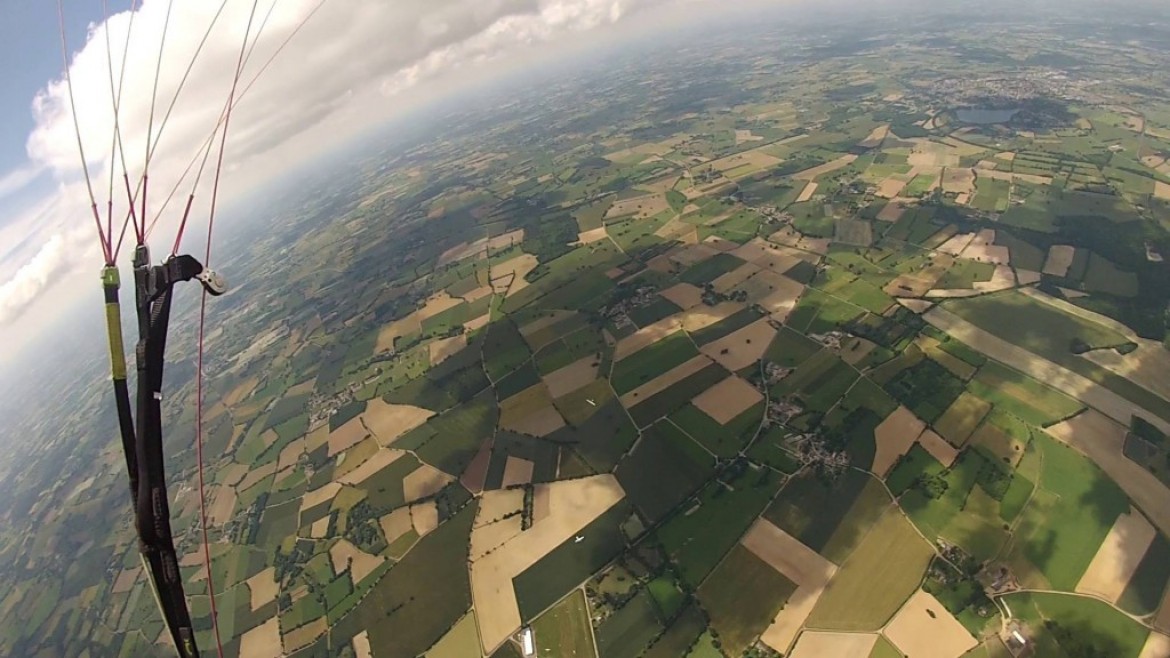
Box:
[586, 399, 596, 406]
[574, 535, 585, 543]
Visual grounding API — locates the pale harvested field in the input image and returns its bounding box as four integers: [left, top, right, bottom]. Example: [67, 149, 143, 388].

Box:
[309, 516, 330, 538]
[841, 337, 878, 366]
[491, 253, 540, 297]
[112, 567, 141, 594]
[376, 313, 422, 353]
[962, 230, 1010, 264]
[438, 229, 525, 265]
[304, 424, 330, 453]
[669, 243, 721, 267]
[619, 355, 714, 408]
[1155, 182, 1170, 201]
[379, 507, 413, 545]
[897, 298, 935, 314]
[418, 291, 464, 322]
[614, 315, 683, 360]
[328, 417, 370, 457]
[654, 217, 694, 241]
[461, 438, 493, 494]
[885, 589, 977, 658]
[877, 198, 911, 222]
[972, 265, 1016, 293]
[207, 486, 237, 526]
[426, 613, 482, 658]
[301, 482, 342, 514]
[925, 288, 983, 299]
[942, 168, 976, 194]
[276, 437, 306, 473]
[859, 124, 890, 149]
[877, 178, 908, 199]
[238, 459, 278, 491]
[501, 456, 535, 488]
[460, 285, 493, 303]
[352, 632, 373, 658]
[1158, 587, 1170, 633]
[363, 399, 434, 447]
[338, 448, 405, 486]
[735, 129, 765, 145]
[954, 192, 970, 206]
[218, 462, 250, 488]
[223, 376, 259, 407]
[753, 250, 802, 276]
[917, 429, 959, 467]
[411, 501, 440, 536]
[746, 518, 838, 655]
[605, 193, 669, 220]
[1042, 245, 1076, 277]
[246, 567, 277, 611]
[239, 616, 282, 658]
[1047, 411, 1170, 537]
[404, 464, 454, 503]
[1083, 340, 1170, 403]
[1017, 269, 1041, 285]
[938, 232, 976, 257]
[692, 376, 764, 424]
[789, 632, 878, 658]
[1076, 508, 1157, 602]
[873, 406, 927, 477]
[576, 227, 609, 245]
[759, 283, 806, 322]
[701, 318, 777, 371]
[661, 283, 704, 310]
[712, 262, 763, 293]
[708, 149, 783, 174]
[283, 617, 327, 654]
[499, 383, 566, 436]
[1140, 633, 1170, 658]
[330, 539, 385, 583]
[470, 475, 625, 653]
[908, 144, 960, 168]
[541, 358, 598, 401]
[796, 181, 819, 203]
[429, 334, 468, 366]
[792, 154, 858, 181]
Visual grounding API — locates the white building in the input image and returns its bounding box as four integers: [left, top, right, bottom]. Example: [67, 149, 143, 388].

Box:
[520, 627, 536, 657]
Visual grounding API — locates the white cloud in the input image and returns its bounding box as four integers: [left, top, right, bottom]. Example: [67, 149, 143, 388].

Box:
[1, 0, 689, 337]
[0, 165, 43, 201]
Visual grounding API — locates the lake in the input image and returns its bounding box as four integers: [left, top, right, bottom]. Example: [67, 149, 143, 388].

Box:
[956, 108, 1020, 124]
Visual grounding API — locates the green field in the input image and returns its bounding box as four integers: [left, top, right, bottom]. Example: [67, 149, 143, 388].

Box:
[884, 359, 965, 423]
[657, 467, 785, 587]
[764, 468, 872, 556]
[669, 401, 763, 458]
[515, 502, 631, 621]
[1010, 433, 1129, 590]
[329, 503, 475, 658]
[697, 544, 797, 657]
[773, 350, 859, 413]
[531, 589, 596, 658]
[806, 508, 935, 631]
[616, 422, 714, 523]
[644, 604, 706, 658]
[552, 399, 639, 472]
[967, 361, 1084, 426]
[627, 362, 730, 428]
[1003, 591, 1150, 658]
[933, 392, 992, 447]
[595, 589, 664, 658]
[611, 332, 700, 394]
[678, 253, 748, 285]
[936, 258, 995, 289]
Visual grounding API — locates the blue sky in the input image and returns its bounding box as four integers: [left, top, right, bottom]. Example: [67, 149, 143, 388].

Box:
[0, 0, 102, 174]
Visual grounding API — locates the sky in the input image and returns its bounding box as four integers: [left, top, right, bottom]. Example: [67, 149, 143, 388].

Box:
[0, 0, 745, 365]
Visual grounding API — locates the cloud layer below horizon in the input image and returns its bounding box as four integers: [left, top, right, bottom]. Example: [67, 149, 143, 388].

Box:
[0, 0, 676, 333]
